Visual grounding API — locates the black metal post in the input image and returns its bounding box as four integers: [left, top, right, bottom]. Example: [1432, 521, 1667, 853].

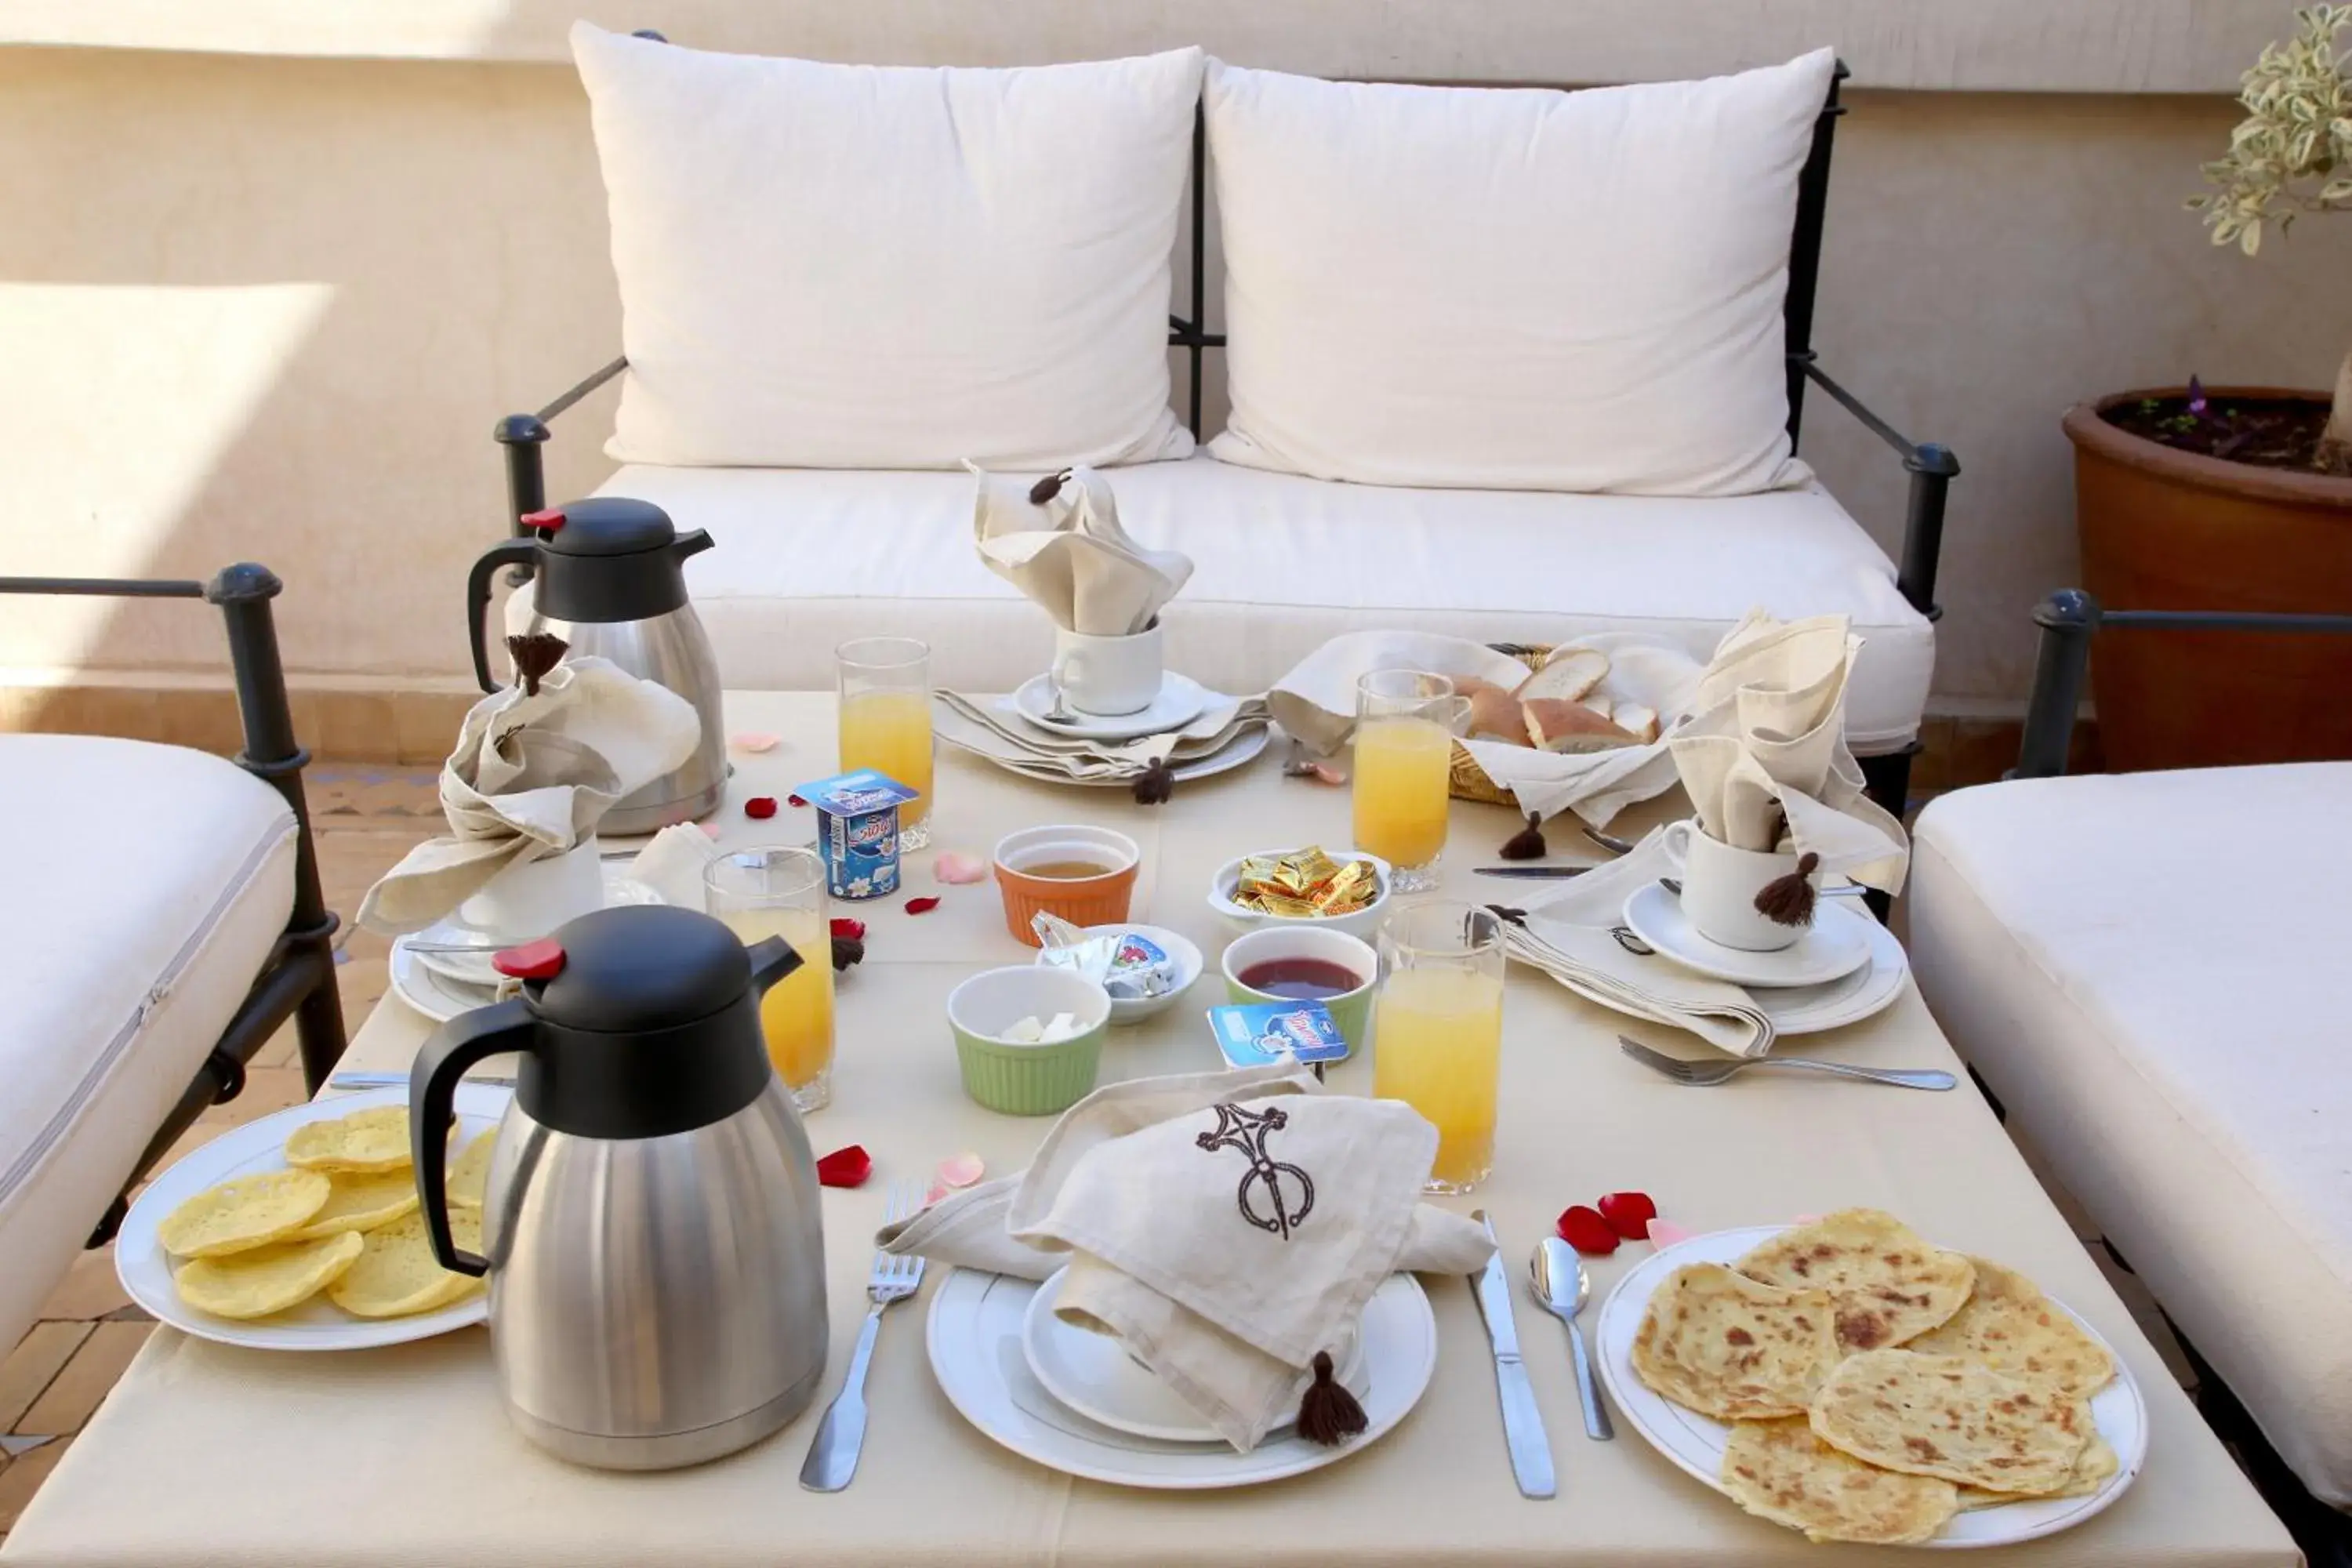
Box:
[205, 564, 347, 1092]
[494, 413, 550, 538]
[1897, 443, 1960, 621]
[1187, 103, 1208, 438]
[1783, 63, 1847, 448]
[2013, 590, 2101, 779]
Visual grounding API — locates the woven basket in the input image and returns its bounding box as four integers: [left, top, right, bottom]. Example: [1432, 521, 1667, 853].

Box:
[1447, 644, 1555, 806]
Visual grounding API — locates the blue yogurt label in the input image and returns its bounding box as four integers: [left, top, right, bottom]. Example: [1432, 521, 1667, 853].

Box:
[795, 768, 917, 901]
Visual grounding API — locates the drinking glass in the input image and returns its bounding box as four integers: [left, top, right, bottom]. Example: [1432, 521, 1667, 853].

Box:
[1352, 670, 1461, 892]
[704, 847, 836, 1113]
[837, 637, 935, 850]
[1372, 902, 1506, 1194]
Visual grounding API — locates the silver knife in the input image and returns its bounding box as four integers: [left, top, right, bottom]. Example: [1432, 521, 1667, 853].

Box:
[1470, 1209, 1556, 1499]
[328, 1070, 517, 1091]
[1473, 866, 1592, 879]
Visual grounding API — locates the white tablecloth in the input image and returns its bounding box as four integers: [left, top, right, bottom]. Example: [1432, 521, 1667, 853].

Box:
[2, 694, 2293, 1567]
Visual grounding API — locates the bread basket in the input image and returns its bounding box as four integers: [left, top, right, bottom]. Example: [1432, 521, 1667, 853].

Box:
[1448, 643, 1555, 805]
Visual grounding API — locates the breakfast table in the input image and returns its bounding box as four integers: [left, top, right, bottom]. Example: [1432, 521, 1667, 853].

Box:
[0, 692, 2296, 1566]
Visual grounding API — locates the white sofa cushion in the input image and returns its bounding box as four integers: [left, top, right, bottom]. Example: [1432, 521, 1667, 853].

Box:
[1909, 764, 2352, 1505]
[1203, 53, 1835, 497]
[592, 454, 1932, 752]
[570, 24, 1200, 471]
[0, 736, 296, 1352]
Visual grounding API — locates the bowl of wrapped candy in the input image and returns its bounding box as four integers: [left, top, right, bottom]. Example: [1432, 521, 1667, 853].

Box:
[1205, 844, 1392, 942]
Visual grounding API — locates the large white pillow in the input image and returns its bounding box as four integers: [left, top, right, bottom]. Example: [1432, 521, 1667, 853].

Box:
[1204, 53, 1836, 496]
[572, 25, 1200, 470]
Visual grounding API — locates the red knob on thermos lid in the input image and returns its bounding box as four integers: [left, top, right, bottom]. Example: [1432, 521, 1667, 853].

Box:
[520, 507, 566, 533]
[492, 938, 567, 981]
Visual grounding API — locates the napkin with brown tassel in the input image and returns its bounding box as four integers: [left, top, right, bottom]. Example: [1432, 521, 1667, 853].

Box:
[879, 1065, 1492, 1452]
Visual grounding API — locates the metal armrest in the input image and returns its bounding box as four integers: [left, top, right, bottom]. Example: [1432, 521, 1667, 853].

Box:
[1794, 358, 1962, 625]
[2014, 589, 2352, 779]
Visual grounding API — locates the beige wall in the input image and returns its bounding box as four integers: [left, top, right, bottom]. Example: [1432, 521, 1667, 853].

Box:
[2, 42, 2347, 711]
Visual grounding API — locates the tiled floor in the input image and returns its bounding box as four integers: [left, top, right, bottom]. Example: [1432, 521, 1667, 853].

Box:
[0, 771, 2196, 1544]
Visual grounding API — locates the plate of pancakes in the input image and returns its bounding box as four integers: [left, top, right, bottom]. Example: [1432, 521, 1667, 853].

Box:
[115, 1084, 508, 1351]
[1595, 1210, 2147, 1548]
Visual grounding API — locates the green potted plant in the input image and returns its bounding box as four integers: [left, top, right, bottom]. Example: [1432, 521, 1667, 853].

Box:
[2062, 4, 2352, 770]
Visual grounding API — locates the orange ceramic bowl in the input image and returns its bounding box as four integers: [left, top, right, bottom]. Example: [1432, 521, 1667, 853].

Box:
[993, 825, 1142, 946]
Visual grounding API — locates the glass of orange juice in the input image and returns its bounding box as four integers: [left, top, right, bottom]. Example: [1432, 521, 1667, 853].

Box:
[837, 637, 935, 850]
[704, 847, 835, 1113]
[1352, 670, 1464, 892]
[1373, 902, 1506, 1193]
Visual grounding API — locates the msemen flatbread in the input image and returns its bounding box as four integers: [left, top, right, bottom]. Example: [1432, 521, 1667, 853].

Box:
[155, 1169, 331, 1259]
[284, 1105, 415, 1174]
[1958, 1432, 2120, 1508]
[173, 1231, 365, 1319]
[1735, 1210, 1975, 1352]
[1723, 1417, 1962, 1544]
[1809, 1349, 2093, 1494]
[448, 1131, 494, 1208]
[1632, 1262, 1842, 1420]
[1906, 1256, 2116, 1400]
[288, 1169, 420, 1241]
[328, 1209, 485, 1319]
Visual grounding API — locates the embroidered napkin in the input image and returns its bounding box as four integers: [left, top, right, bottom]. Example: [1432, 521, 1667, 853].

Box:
[970, 463, 1193, 636]
[355, 654, 700, 932]
[879, 1065, 1493, 1451]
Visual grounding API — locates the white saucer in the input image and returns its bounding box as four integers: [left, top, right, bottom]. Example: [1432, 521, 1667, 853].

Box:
[411, 870, 662, 987]
[1011, 672, 1210, 741]
[1621, 883, 1874, 989]
[1020, 1266, 1364, 1443]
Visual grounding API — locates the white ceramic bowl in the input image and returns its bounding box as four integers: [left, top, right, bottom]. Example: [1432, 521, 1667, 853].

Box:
[1204, 848, 1394, 942]
[1032, 922, 1203, 1026]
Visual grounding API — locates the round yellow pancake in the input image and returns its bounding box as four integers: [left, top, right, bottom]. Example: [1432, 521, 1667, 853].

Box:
[1632, 1262, 1843, 1420]
[1809, 1349, 2096, 1494]
[284, 1105, 415, 1174]
[174, 1230, 365, 1319]
[1904, 1255, 2116, 1401]
[288, 1169, 421, 1241]
[155, 1168, 332, 1259]
[447, 1131, 495, 1209]
[1724, 1416, 1961, 1544]
[328, 1209, 486, 1319]
[1735, 1209, 1976, 1352]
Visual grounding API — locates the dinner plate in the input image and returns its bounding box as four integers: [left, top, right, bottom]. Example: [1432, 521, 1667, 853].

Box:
[1593, 1225, 2148, 1549]
[1621, 884, 1875, 989]
[115, 1083, 509, 1352]
[1010, 672, 1210, 741]
[411, 869, 662, 986]
[928, 1267, 1433, 1488]
[1019, 1266, 1366, 1444]
[979, 723, 1272, 790]
[1748, 913, 1910, 1035]
[389, 935, 498, 1024]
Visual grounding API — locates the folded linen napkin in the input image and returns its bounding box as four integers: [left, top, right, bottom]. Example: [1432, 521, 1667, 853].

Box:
[1667, 612, 1909, 892]
[931, 690, 1269, 782]
[970, 463, 1192, 636]
[880, 1065, 1493, 1451]
[355, 654, 701, 933]
[1498, 829, 1777, 1057]
[623, 821, 720, 909]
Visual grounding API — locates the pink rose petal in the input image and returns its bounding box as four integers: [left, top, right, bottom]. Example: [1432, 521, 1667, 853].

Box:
[697, 821, 722, 839]
[1790, 1213, 1823, 1226]
[1308, 762, 1347, 786]
[1646, 1218, 1695, 1247]
[729, 731, 782, 753]
[935, 1152, 985, 1189]
[933, 851, 989, 885]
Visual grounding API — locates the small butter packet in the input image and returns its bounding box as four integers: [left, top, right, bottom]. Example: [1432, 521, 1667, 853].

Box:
[1206, 1000, 1349, 1069]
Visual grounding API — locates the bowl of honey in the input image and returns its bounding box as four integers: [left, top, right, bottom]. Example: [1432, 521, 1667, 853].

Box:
[992, 824, 1142, 946]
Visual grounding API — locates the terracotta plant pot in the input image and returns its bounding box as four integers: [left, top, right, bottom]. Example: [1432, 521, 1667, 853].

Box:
[2063, 386, 2352, 771]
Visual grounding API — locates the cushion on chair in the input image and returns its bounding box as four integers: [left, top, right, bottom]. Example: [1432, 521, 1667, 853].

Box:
[590, 453, 1933, 752]
[1909, 764, 2352, 1505]
[1202, 52, 1835, 497]
[0, 736, 296, 1352]
[570, 24, 1201, 472]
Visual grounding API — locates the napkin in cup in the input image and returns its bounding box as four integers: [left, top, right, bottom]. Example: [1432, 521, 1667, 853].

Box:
[879, 1065, 1493, 1451]
[355, 649, 701, 933]
[970, 463, 1192, 636]
[623, 821, 721, 909]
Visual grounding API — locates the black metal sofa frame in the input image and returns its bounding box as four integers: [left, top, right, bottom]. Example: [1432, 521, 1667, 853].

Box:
[0, 566, 348, 1247]
[489, 52, 1959, 822]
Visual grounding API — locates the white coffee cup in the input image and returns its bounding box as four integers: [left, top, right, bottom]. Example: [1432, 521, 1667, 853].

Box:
[458, 836, 604, 942]
[1053, 619, 1163, 717]
[1660, 819, 1818, 953]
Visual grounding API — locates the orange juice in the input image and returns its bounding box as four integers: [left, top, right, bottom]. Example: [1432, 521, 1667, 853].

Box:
[1372, 966, 1504, 1191]
[1352, 716, 1452, 868]
[838, 689, 934, 829]
[717, 906, 835, 1100]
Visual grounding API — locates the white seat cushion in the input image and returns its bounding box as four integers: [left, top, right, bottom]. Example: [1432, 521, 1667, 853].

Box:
[0, 736, 296, 1352]
[1909, 764, 2352, 1504]
[599, 452, 1933, 752]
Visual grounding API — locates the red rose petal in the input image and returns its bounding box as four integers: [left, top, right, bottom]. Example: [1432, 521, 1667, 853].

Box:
[787, 793, 809, 808]
[744, 796, 779, 819]
[1556, 1204, 1621, 1256]
[829, 916, 867, 941]
[1597, 1190, 1657, 1240]
[905, 895, 941, 914]
[815, 1145, 873, 1189]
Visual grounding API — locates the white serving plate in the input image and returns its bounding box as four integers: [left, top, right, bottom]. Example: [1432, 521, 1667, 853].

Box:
[1205, 846, 1393, 942]
[927, 1267, 1433, 1489]
[1621, 885, 1875, 989]
[1010, 671, 1211, 741]
[967, 723, 1272, 790]
[1032, 922, 1203, 1026]
[116, 1083, 509, 1352]
[1593, 1225, 2148, 1549]
[409, 870, 662, 986]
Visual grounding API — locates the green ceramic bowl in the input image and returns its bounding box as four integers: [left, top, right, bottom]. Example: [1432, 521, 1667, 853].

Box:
[1219, 925, 1380, 1053]
[946, 966, 1112, 1116]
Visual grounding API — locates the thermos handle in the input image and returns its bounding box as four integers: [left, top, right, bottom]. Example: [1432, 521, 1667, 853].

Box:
[411, 998, 536, 1276]
[466, 539, 541, 694]
[746, 934, 803, 997]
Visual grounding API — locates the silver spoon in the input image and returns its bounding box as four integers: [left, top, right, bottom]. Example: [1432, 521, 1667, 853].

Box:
[1529, 1237, 1612, 1440]
[1582, 824, 1636, 857]
[1043, 659, 1076, 726]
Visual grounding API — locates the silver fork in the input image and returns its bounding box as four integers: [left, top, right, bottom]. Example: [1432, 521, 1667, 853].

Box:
[800, 1179, 927, 1492]
[1618, 1035, 1956, 1091]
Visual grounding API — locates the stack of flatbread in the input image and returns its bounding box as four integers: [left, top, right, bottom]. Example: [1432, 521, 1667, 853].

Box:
[1631, 1209, 2118, 1546]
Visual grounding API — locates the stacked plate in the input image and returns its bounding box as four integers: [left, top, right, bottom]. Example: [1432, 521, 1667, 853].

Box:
[932, 674, 1271, 789]
[388, 866, 663, 1023]
[925, 1265, 1436, 1489]
[1617, 884, 1908, 1036]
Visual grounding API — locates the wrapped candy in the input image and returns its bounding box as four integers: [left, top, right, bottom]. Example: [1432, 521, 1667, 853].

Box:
[1230, 846, 1381, 918]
